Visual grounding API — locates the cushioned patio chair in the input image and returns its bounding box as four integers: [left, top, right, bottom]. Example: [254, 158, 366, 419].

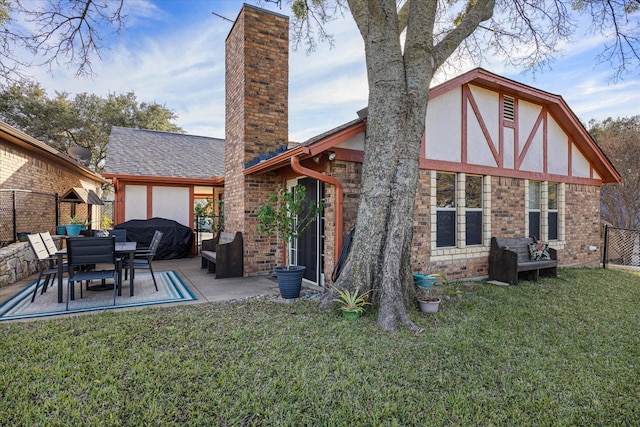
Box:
[66, 237, 122, 310]
[27, 234, 67, 302]
[123, 230, 163, 291]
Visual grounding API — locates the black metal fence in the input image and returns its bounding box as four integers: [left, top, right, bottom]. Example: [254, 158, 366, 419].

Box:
[603, 225, 640, 271]
[0, 189, 58, 246]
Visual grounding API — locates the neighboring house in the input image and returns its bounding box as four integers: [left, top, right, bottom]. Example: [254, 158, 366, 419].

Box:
[221, 5, 620, 287]
[0, 121, 107, 243]
[102, 126, 225, 228]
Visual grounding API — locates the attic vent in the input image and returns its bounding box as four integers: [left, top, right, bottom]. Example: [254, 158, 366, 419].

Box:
[503, 96, 515, 121]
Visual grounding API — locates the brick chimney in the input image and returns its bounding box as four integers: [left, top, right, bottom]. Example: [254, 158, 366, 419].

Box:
[224, 5, 289, 275]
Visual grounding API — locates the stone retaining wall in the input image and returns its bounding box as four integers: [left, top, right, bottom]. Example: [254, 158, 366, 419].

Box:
[0, 241, 38, 288]
[0, 236, 63, 288]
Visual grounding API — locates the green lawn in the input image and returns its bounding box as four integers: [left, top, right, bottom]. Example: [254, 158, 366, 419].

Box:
[1, 268, 639, 426]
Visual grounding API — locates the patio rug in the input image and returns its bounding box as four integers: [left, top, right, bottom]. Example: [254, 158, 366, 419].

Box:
[0, 271, 196, 321]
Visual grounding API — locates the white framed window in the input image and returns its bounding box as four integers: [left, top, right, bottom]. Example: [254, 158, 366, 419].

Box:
[526, 180, 563, 242]
[465, 175, 483, 246]
[436, 172, 456, 247]
[434, 172, 487, 249]
[528, 181, 541, 240]
[548, 182, 558, 241]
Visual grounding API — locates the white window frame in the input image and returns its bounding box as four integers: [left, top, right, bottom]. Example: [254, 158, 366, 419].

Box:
[527, 181, 541, 240]
[547, 182, 559, 241]
[431, 171, 491, 261]
[435, 172, 457, 248]
[525, 180, 565, 245]
[464, 174, 483, 247]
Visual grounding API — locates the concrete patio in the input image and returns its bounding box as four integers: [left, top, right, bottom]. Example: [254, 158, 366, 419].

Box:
[0, 255, 324, 316]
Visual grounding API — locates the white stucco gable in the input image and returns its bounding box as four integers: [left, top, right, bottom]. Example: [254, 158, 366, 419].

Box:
[422, 68, 620, 185]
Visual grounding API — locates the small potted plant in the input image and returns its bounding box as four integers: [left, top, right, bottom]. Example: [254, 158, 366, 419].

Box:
[257, 185, 323, 299]
[65, 216, 85, 236]
[333, 287, 372, 319]
[414, 273, 447, 313]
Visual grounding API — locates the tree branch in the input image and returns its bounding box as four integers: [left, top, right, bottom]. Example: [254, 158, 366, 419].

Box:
[6, 0, 126, 77]
[432, 0, 496, 70]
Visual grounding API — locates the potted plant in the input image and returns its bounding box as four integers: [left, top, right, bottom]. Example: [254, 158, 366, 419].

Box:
[65, 216, 84, 236]
[333, 287, 372, 319]
[257, 185, 323, 299]
[414, 273, 447, 313]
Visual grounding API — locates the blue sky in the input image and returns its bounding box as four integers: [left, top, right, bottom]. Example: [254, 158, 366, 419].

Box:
[29, 0, 639, 142]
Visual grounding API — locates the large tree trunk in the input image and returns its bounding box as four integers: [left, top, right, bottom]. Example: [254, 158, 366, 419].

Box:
[321, 0, 495, 332]
[320, 0, 432, 331]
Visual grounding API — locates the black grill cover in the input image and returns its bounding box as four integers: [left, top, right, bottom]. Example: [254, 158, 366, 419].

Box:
[115, 218, 193, 260]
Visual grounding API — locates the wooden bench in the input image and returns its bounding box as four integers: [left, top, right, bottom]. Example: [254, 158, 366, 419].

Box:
[489, 237, 558, 285]
[200, 231, 243, 279]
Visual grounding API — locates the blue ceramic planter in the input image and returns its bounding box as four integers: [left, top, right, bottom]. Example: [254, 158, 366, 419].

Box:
[65, 224, 82, 236]
[274, 265, 306, 299]
[413, 274, 436, 288]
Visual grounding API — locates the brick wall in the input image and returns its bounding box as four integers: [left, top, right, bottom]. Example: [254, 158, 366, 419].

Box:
[1, 140, 102, 242]
[322, 160, 362, 286]
[411, 169, 431, 273]
[224, 5, 289, 276]
[564, 183, 601, 267]
[491, 176, 525, 238]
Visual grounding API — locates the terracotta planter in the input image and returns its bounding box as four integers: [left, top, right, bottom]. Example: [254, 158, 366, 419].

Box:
[418, 298, 441, 313]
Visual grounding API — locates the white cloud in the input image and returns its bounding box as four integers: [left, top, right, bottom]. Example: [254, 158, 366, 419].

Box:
[25, 2, 639, 142]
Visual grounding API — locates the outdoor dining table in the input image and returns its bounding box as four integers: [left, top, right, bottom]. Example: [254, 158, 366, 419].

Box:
[55, 241, 138, 303]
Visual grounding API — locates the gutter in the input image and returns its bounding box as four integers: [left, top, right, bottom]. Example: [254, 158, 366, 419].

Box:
[102, 173, 224, 186]
[290, 150, 344, 265]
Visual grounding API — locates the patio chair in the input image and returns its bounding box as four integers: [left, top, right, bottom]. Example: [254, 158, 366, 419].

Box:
[41, 230, 99, 287]
[66, 237, 122, 310]
[108, 229, 127, 242]
[27, 234, 67, 303]
[123, 230, 163, 291]
[39, 231, 60, 257]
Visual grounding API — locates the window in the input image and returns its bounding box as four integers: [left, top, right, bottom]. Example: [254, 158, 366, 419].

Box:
[465, 175, 483, 245]
[548, 183, 558, 240]
[436, 172, 456, 247]
[435, 173, 485, 248]
[528, 181, 541, 240]
[527, 181, 561, 242]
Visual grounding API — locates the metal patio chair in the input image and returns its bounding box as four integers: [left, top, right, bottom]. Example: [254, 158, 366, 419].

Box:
[66, 237, 122, 310]
[123, 230, 163, 291]
[108, 229, 127, 242]
[27, 234, 67, 303]
[39, 231, 60, 257]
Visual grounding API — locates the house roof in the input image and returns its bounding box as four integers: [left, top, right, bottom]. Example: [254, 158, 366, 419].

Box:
[0, 121, 107, 184]
[244, 117, 367, 175]
[103, 126, 225, 180]
[245, 67, 620, 184]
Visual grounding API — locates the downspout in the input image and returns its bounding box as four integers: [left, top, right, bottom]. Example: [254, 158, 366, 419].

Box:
[290, 153, 344, 264]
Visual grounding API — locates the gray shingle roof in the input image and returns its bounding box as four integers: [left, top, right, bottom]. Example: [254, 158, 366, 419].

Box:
[104, 126, 225, 179]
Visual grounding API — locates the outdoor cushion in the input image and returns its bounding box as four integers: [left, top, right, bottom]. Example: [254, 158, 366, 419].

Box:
[529, 242, 551, 261]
